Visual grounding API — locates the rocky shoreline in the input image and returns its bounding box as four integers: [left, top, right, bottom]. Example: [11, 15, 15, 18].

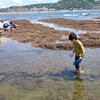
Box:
[1, 18, 100, 50]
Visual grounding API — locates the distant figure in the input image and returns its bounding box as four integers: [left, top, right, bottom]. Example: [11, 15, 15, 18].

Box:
[0, 22, 3, 28]
[0, 38, 1, 46]
[3, 22, 10, 32]
[69, 32, 85, 74]
[3, 21, 16, 32]
[0, 22, 3, 35]
[10, 21, 16, 30]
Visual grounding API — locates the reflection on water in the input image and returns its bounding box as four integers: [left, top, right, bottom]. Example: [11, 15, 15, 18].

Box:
[0, 37, 100, 100]
[72, 71, 84, 100]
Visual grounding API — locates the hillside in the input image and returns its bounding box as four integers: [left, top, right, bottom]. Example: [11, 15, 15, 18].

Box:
[6, 0, 100, 10]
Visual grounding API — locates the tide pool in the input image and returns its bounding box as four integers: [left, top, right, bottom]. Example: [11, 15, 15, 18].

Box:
[0, 37, 100, 100]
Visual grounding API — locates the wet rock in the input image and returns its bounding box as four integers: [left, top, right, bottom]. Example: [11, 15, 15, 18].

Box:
[2, 18, 100, 50]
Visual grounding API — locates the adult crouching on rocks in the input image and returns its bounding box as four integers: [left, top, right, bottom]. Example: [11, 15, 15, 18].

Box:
[10, 21, 16, 30]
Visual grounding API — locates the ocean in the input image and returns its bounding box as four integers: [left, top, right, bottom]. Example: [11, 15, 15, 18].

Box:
[1, 10, 100, 34]
[0, 10, 100, 20]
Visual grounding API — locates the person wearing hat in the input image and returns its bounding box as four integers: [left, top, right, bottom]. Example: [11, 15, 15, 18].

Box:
[3, 22, 10, 32]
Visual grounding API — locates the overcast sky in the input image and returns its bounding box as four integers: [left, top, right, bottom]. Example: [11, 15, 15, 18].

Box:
[0, 0, 59, 8]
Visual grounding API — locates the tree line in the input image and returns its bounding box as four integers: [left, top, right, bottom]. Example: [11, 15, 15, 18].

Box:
[8, 0, 100, 10]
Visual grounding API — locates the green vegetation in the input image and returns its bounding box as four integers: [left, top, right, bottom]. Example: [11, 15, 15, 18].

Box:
[8, 0, 100, 10]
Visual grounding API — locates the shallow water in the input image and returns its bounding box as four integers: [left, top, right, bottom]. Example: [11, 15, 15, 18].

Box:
[31, 20, 87, 35]
[0, 37, 100, 100]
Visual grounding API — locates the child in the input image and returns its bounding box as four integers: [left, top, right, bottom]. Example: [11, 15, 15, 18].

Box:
[3, 22, 10, 32]
[10, 21, 16, 30]
[69, 32, 85, 74]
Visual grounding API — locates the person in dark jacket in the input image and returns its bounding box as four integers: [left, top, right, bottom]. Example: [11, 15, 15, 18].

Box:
[10, 21, 16, 30]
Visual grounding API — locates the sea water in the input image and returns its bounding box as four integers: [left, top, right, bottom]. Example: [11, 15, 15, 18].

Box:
[0, 37, 100, 100]
[0, 10, 100, 20]
[0, 10, 99, 35]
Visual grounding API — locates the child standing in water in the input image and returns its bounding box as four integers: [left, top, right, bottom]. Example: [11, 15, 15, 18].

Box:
[69, 32, 85, 74]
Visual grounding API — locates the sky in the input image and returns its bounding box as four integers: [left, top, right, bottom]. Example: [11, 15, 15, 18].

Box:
[0, 0, 59, 8]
